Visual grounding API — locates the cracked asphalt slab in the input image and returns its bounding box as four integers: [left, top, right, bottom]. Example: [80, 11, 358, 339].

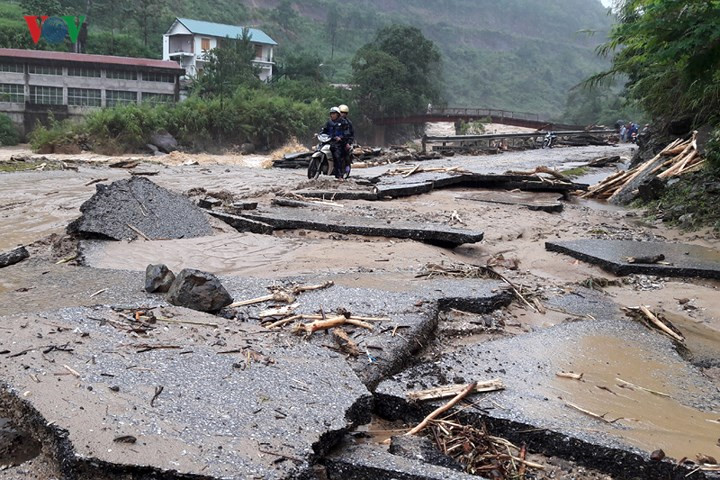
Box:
[374, 315, 720, 479]
[0, 305, 371, 480]
[546, 239, 720, 279]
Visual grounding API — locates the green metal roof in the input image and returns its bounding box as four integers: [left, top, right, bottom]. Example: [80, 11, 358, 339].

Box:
[174, 18, 277, 45]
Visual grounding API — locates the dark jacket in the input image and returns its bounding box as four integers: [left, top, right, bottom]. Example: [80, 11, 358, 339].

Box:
[341, 117, 354, 144]
[321, 119, 344, 139]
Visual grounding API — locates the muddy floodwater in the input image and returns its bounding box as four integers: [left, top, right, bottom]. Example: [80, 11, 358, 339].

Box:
[2, 142, 720, 480]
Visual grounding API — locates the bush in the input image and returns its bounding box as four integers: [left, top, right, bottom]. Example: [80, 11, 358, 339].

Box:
[0, 113, 19, 145]
[705, 125, 720, 173]
[29, 85, 328, 154]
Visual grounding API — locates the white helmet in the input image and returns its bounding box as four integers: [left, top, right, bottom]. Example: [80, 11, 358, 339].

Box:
[338, 104, 349, 113]
[329, 107, 341, 114]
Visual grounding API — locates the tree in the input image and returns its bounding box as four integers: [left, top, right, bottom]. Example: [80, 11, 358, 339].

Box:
[275, 52, 325, 83]
[326, 3, 340, 60]
[591, 0, 720, 123]
[125, 0, 167, 47]
[19, 0, 63, 15]
[193, 29, 261, 99]
[273, 0, 297, 30]
[351, 25, 443, 119]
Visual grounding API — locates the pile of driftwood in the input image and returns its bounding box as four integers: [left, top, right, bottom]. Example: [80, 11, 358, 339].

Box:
[386, 165, 469, 177]
[582, 133, 703, 201]
[557, 132, 615, 147]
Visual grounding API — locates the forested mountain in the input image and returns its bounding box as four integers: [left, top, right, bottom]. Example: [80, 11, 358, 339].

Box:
[2, 0, 614, 116]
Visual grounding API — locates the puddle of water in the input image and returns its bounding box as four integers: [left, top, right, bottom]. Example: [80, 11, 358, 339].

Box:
[664, 311, 720, 367]
[555, 335, 720, 461]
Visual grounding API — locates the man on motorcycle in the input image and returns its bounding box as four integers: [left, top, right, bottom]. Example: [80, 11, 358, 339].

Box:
[321, 106, 345, 178]
[338, 104, 354, 177]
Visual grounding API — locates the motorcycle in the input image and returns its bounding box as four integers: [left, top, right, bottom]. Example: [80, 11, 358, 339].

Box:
[307, 134, 353, 179]
[542, 131, 557, 149]
[307, 133, 334, 179]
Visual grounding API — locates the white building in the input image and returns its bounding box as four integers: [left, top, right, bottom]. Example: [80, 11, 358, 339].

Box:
[163, 18, 277, 81]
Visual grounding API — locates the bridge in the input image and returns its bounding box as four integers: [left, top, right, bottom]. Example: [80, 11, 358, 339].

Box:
[373, 107, 585, 130]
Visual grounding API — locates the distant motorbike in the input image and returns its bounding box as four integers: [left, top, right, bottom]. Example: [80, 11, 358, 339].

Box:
[307, 133, 334, 179]
[542, 131, 557, 149]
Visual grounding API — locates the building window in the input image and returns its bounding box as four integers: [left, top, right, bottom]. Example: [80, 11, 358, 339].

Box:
[28, 64, 62, 75]
[0, 63, 23, 73]
[106, 69, 138, 80]
[142, 72, 175, 83]
[106, 90, 136, 107]
[141, 92, 174, 104]
[67, 66, 101, 77]
[68, 88, 101, 107]
[0, 83, 25, 103]
[30, 85, 63, 105]
[201, 37, 210, 50]
[254, 45, 263, 59]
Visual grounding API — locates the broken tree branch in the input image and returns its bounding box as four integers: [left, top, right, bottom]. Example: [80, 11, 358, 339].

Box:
[406, 382, 478, 436]
[407, 379, 504, 401]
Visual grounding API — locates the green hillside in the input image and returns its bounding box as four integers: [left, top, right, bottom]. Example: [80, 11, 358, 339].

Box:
[1, 0, 614, 117]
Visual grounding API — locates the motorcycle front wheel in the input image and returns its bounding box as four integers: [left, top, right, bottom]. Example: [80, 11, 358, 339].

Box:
[307, 157, 320, 179]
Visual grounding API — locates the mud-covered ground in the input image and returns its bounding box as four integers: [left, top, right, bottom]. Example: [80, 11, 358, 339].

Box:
[1, 139, 720, 480]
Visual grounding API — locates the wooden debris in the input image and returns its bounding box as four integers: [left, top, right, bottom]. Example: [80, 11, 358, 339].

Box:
[387, 165, 469, 176]
[63, 364, 81, 378]
[228, 291, 296, 308]
[556, 371, 583, 380]
[582, 132, 703, 200]
[406, 382, 478, 436]
[616, 377, 671, 398]
[84, 178, 108, 186]
[332, 328, 360, 356]
[407, 379, 504, 401]
[627, 306, 685, 343]
[564, 401, 621, 424]
[506, 165, 571, 182]
[626, 254, 665, 264]
[258, 305, 296, 319]
[126, 224, 151, 241]
[296, 315, 374, 335]
[150, 385, 164, 407]
[426, 414, 546, 477]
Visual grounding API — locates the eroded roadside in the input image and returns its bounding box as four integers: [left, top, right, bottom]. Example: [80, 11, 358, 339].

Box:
[1, 143, 720, 480]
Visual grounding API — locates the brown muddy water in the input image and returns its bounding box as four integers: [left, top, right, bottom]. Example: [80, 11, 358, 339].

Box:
[554, 334, 720, 461]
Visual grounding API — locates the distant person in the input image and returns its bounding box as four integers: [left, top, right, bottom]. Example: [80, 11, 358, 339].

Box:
[338, 104, 354, 177]
[321, 106, 344, 178]
[619, 124, 627, 142]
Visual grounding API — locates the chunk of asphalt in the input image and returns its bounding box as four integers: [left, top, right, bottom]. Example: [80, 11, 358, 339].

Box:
[0, 306, 372, 480]
[324, 439, 480, 480]
[389, 435, 464, 471]
[0, 246, 29, 269]
[67, 177, 212, 241]
[237, 207, 484, 248]
[375, 318, 719, 479]
[458, 190, 564, 213]
[207, 210, 274, 235]
[546, 239, 720, 279]
[293, 190, 380, 201]
[220, 275, 512, 389]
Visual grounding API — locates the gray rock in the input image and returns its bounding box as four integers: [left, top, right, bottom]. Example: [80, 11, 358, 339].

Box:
[637, 177, 666, 202]
[146, 143, 159, 154]
[149, 131, 178, 153]
[0, 246, 29, 268]
[389, 435, 464, 471]
[67, 177, 212, 241]
[167, 268, 232, 312]
[144, 264, 175, 293]
[239, 143, 255, 155]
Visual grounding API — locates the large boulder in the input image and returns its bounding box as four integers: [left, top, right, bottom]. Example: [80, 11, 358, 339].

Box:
[149, 131, 178, 153]
[0, 246, 29, 268]
[166, 268, 232, 312]
[145, 264, 175, 293]
[67, 177, 212, 241]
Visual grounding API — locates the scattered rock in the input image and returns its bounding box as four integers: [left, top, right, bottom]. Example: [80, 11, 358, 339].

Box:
[149, 131, 178, 153]
[637, 177, 666, 202]
[67, 177, 212, 241]
[0, 246, 29, 268]
[146, 143, 159, 154]
[145, 264, 176, 293]
[240, 143, 255, 155]
[650, 449, 665, 461]
[166, 268, 232, 312]
[389, 435, 464, 471]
